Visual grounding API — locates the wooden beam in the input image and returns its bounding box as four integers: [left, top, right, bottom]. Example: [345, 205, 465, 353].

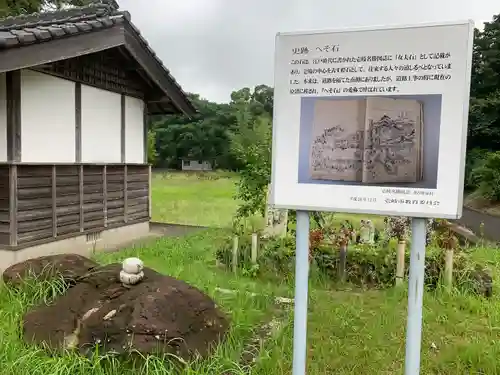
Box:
[9, 165, 18, 246]
[52, 165, 57, 237]
[103, 165, 108, 228]
[121, 94, 126, 163]
[143, 103, 148, 163]
[0, 27, 125, 74]
[124, 165, 128, 223]
[123, 28, 195, 117]
[6, 70, 21, 162]
[79, 165, 84, 232]
[148, 165, 152, 219]
[75, 82, 82, 162]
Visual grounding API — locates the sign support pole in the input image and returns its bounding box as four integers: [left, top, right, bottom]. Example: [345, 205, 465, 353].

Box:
[292, 210, 310, 375]
[404, 217, 427, 375]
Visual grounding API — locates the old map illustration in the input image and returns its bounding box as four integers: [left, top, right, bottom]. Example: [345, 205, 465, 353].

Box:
[309, 97, 423, 184]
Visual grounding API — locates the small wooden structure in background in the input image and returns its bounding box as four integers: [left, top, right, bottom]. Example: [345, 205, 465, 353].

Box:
[0, 3, 195, 269]
[181, 160, 213, 171]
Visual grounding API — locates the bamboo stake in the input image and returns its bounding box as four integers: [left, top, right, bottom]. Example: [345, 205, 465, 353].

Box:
[396, 240, 406, 286]
[338, 242, 347, 282]
[444, 248, 454, 292]
[251, 232, 258, 264]
[232, 236, 239, 274]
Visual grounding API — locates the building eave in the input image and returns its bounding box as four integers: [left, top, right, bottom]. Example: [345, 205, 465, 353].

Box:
[0, 4, 196, 118]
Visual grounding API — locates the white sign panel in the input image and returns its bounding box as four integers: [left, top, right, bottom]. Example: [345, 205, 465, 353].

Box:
[270, 21, 474, 219]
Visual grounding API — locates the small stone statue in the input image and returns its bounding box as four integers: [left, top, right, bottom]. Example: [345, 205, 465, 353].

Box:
[120, 257, 144, 286]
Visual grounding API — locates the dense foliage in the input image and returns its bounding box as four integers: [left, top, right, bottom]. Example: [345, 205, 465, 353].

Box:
[215, 230, 490, 295]
[0, 0, 96, 17]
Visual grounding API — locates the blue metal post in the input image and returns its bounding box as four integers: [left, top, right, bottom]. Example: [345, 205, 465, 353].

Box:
[404, 218, 427, 375]
[292, 210, 310, 375]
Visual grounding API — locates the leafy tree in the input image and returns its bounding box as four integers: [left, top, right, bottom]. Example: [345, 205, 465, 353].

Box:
[1, 0, 94, 17]
[151, 85, 274, 171]
[468, 15, 500, 151]
[474, 151, 500, 200]
[230, 114, 272, 218]
[147, 129, 158, 165]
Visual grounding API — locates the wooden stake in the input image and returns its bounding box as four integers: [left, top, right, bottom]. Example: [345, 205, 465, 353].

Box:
[396, 240, 406, 286]
[251, 232, 258, 264]
[338, 243, 347, 282]
[445, 248, 454, 292]
[232, 236, 239, 274]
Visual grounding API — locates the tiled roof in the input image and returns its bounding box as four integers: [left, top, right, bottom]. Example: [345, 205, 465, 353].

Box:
[0, 3, 195, 115]
[0, 4, 126, 49]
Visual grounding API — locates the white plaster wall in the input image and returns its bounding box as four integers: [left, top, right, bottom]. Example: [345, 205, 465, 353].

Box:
[125, 95, 145, 163]
[81, 84, 121, 163]
[20, 70, 75, 163]
[0, 73, 7, 162]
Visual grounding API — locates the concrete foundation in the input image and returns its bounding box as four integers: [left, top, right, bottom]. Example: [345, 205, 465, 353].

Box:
[0, 221, 150, 272]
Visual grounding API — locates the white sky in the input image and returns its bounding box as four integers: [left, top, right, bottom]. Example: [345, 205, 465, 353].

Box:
[119, 0, 498, 103]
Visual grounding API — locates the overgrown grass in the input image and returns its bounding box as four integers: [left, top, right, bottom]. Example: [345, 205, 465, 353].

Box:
[0, 230, 291, 374]
[151, 170, 238, 228]
[2, 171, 500, 374]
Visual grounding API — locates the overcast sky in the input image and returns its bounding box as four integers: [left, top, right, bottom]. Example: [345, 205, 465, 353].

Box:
[119, 0, 499, 103]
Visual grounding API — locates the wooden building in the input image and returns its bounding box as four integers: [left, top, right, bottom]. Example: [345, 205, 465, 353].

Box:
[0, 3, 195, 269]
[181, 160, 213, 171]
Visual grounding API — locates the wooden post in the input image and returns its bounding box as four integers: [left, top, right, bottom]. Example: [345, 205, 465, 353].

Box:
[120, 94, 126, 163]
[124, 165, 128, 223]
[79, 165, 84, 232]
[396, 240, 406, 286]
[75, 82, 81, 163]
[103, 165, 108, 227]
[445, 248, 454, 292]
[148, 165, 152, 219]
[338, 242, 347, 282]
[251, 232, 258, 264]
[9, 165, 18, 246]
[232, 236, 239, 274]
[6, 70, 21, 163]
[52, 165, 57, 237]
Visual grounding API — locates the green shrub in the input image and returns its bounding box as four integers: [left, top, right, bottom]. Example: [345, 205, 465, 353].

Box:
[215, 235, 253, 269]
[464, 148, 489, 191]
[215, 234, 491, 295]
[475, 151, 500, 201]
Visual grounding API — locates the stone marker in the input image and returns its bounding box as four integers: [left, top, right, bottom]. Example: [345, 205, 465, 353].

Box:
[120, 257, 144, 286]
[263, 184, 288, 238]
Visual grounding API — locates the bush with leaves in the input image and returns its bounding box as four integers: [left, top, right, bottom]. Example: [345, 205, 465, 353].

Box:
[230, 114, 272, 219]
[474, 151, 500, 201]
[235, 234, 492, 295]
[464, 148, 489, 191]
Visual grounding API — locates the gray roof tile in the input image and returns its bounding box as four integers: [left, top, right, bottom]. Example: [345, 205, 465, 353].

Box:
[0, 4, 123, 48]
[0, 2, 194, 115]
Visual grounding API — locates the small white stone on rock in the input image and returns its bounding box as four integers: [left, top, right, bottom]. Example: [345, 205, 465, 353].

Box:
[103, 309, 117, 321]
[82, 307, 100, 321]
[120, 270, 144, 285]
[122, 257, 144, 274]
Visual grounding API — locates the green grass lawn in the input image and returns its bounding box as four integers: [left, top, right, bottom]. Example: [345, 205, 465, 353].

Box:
[151, 171, 239, 228]
[1, 171, 500, 374]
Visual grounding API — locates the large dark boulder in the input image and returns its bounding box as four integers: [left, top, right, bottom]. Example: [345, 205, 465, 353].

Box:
[3, 254, 98, 287]
[23, 263, 229, 360]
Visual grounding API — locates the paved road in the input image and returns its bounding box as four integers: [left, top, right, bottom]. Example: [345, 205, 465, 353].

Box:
[453, 207, 500, 243]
